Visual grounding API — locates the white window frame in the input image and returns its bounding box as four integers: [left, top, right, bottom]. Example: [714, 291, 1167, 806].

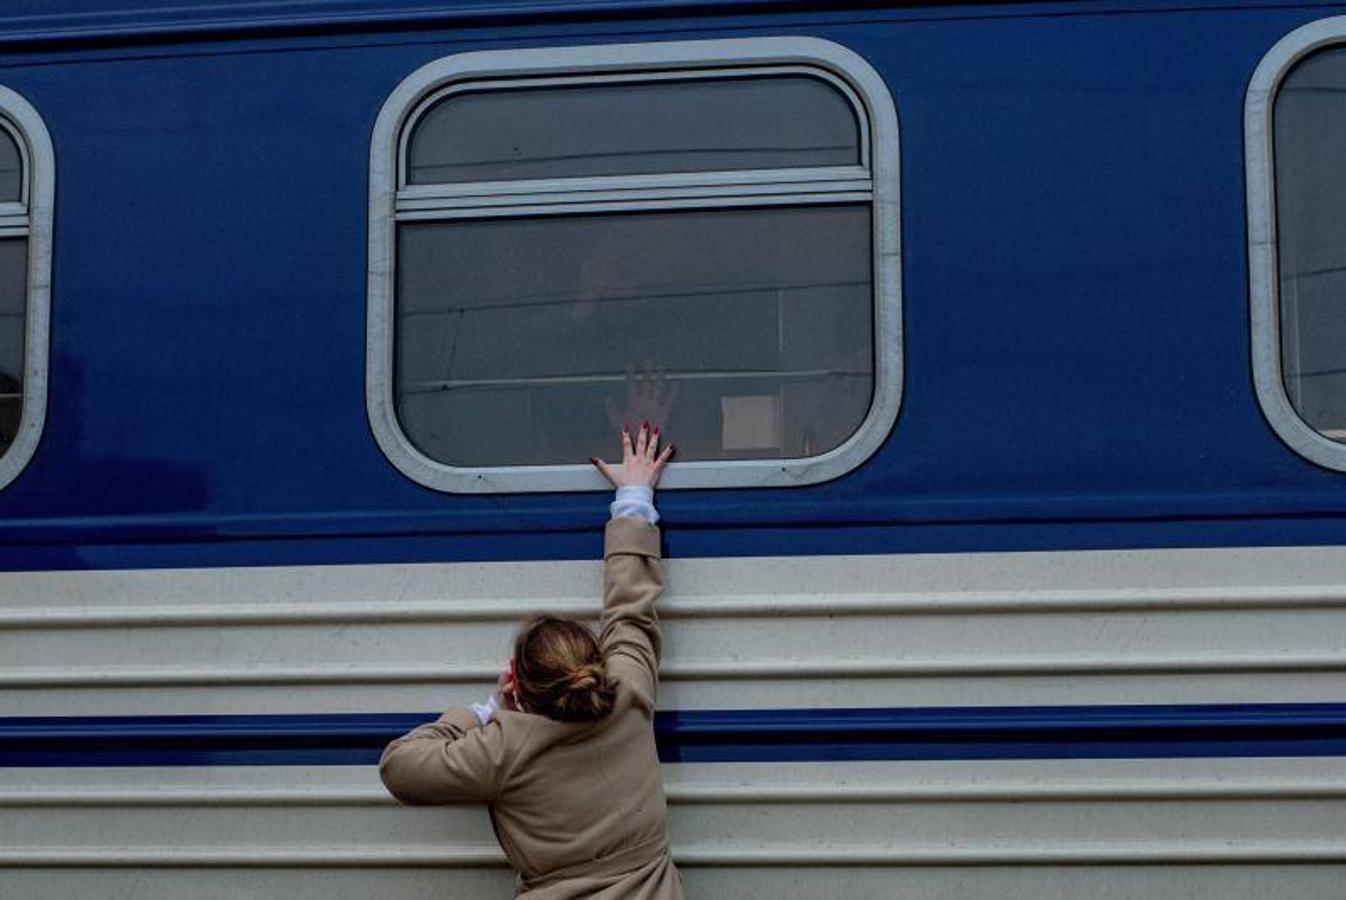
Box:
[1246, 16, 1346, 471]
[0, 85, 52, 491]
[367, 37, 900, 493]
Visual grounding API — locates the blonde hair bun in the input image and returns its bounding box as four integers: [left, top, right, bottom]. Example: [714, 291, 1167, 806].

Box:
[513, 616, 619, 723]
[554, 662, 617, 722]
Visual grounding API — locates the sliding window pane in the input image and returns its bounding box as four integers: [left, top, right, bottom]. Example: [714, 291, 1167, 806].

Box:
[408, 76, 860, 184]
[0, 129, 18, 202]
[0, 238, 25, 450]
[395, 205, 872, 466]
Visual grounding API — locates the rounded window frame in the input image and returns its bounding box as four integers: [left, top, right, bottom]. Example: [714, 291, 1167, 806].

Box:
[0, 85, 53, 491]
[1246, 16, 1346, 471]
[366, 37, 901, 493]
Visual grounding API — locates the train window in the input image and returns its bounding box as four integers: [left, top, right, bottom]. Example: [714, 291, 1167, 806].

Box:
[1248, 20, 1346, 471]
[1273, 49, 1346, 441]
[0, 92, 52, 490]
[368, 38, 900, 492]
[406, 76, 860, 184]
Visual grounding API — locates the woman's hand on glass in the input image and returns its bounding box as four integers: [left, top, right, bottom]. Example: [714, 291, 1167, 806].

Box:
[591, 421, 674, 489]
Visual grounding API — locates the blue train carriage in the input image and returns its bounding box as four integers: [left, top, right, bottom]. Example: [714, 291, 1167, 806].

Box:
[2, 0, 1346, 896]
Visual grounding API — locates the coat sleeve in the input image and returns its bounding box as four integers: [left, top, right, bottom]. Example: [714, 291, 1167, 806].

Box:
[378, 708, 510, 805]
[599, 517, 664, 703]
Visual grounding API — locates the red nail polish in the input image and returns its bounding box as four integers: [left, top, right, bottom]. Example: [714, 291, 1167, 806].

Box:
[641, 419, 649, 431]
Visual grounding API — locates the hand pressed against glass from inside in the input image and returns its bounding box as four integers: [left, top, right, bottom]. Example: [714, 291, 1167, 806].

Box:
[591, 421, 674, 490]
[605, 363, 678, 441]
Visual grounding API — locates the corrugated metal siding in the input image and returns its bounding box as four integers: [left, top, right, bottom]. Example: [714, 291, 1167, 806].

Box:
[2, 546, 1346, 895]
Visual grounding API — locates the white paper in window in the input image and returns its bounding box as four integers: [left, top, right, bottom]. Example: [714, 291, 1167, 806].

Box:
[721, 395, 781, 450]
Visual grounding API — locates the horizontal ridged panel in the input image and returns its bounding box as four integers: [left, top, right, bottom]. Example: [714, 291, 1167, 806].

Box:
[6, 868, 1346, 900]
[4, 546, 1346, 714]
[5, 868, 1346, 900]
[5, 548, 1346, 895]
[3, 761, 1344, 896]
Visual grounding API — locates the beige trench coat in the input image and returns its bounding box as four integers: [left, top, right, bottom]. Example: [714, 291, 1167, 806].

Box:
[380, 517, 683, 899]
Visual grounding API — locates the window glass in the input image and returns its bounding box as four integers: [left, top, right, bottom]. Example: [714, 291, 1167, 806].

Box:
[407, 76, 860, 184]
[0, 238, 25, 450]
[0, 129, 18, 202]
[1275, 46, 1346, 441]
[395, 205, 872, 467]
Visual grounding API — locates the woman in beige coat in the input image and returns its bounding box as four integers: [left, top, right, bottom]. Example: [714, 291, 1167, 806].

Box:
[380, 422, 682, 899]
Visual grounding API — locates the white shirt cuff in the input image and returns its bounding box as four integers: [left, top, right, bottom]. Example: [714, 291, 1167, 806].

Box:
[609, 485, 658, 524]
[469, 694, 499, 726]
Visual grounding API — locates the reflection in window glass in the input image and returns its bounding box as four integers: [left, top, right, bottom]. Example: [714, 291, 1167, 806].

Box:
[395, 206, 872, 467]
[408, 76, 860, 184]
[0, 238, 25, 450]
[0, 129, 17, 203]
[1275, 46, 1346, 442]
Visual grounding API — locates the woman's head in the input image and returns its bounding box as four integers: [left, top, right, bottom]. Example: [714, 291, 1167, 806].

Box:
[512, 616, 617, 722]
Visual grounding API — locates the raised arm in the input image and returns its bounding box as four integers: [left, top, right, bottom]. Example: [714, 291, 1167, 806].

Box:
[591, 422, 673, 703]
[601, 516, 663, 700]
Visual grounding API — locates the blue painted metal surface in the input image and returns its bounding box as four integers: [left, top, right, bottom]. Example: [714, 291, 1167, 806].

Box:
[5, 704, 1346, 766]
[0, 1, 1194, 49]
[0, 1, 1342, 569]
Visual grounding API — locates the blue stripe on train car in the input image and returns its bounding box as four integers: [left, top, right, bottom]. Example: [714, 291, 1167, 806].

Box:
[0, 3, 1341, 570]
[3, 704, 1346, 767]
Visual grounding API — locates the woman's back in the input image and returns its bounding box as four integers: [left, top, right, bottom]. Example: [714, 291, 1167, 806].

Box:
[380, 432, 682, 898]
[487, 674, 669, 885]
